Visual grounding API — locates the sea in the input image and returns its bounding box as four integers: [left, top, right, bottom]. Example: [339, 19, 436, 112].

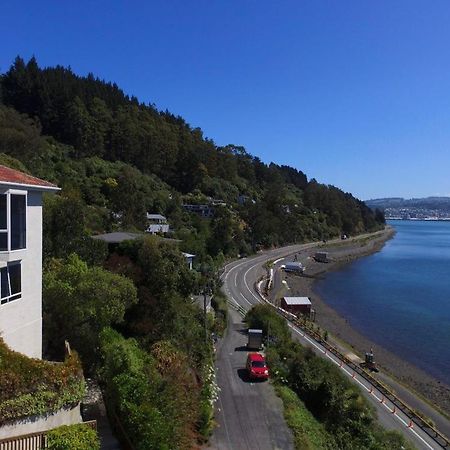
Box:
[314, 220, 450, 384]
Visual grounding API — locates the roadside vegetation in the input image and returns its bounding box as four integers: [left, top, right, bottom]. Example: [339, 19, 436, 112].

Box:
[47, 423, 100, 450]
[245, 304, 415, 450]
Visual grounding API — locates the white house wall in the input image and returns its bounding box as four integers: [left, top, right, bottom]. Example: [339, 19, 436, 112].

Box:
[0, 191, 43, 358]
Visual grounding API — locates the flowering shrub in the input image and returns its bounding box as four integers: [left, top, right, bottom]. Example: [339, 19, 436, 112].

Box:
[198, 360, 220, 439]
[0, 339, 85, 424]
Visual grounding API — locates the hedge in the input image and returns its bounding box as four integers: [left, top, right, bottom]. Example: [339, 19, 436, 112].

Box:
[47, 423, 100, 450]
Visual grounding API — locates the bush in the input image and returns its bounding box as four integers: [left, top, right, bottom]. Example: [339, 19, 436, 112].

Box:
[211, 291, 228, 336]
[275, 385, 337, 450]
[99, 328, 202, 450]
[47, 423, 100, 450]
[0, 339, 85, 424]
[245, 303, 290, 344]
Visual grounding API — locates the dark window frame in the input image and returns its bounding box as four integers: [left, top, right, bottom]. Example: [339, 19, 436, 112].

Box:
[0, 191, 27, 252]
[0, 261, 22, 305]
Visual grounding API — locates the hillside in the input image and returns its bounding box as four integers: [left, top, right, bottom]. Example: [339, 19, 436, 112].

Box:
[366, 197, 450, 220]
[0, 56, 384, 266]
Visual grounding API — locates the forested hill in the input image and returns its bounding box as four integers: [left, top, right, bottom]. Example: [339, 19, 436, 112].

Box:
[0, 56, 384, 262]
[366, 197, 450, 211]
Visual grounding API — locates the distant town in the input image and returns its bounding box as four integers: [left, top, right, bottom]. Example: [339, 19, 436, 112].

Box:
[365, 197, 450, 221]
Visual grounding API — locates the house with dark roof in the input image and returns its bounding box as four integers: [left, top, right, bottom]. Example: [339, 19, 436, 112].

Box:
[0, 165, 59, 358]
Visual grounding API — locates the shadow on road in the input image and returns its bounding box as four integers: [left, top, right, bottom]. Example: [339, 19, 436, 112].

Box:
[237, 368, 252, 383]
[235, 328, 248, 335]
[234, 345, 249, 352]
[237, 368, 267, 383]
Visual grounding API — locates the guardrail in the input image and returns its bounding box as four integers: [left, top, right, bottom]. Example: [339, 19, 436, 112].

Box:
[227, 299, 246, 316]
[254, 274, 450, 449]
[0, 420, 97, 450]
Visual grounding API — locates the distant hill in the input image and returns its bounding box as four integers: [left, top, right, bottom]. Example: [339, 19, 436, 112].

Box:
[365, 197, 450, 219]
[366, 197, 450, 210]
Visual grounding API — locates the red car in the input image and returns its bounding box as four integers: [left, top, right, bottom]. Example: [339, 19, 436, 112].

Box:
[246, 353, 269, 380]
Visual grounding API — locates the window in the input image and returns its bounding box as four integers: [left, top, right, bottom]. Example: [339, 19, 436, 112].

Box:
[0, 262, 21, 305]
[0, 195, 7, 251]
[11, 195, 26, 250]
[0, 192, 27, 252]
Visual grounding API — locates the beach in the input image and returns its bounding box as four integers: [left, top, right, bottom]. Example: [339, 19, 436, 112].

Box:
[281, 227, 450, 418]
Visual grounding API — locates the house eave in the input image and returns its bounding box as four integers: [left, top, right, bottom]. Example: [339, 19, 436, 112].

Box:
[0, 181, 60, 192]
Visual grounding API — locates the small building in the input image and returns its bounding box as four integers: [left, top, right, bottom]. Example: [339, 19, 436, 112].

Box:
[146, 213, 169, 234]
[281, 296, 311, 316]
[182, 252, 195, 270]
[314, 251, 328, 263]
[0, 166, 60, 358]
[283, 262, 305, 273]
[182, 204, 215, 218]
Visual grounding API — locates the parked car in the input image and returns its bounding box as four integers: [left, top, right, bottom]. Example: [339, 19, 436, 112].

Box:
[246, 353, 269, 381]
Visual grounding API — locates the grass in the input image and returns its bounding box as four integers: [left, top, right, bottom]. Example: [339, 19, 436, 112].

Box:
[275, 385, 336, 450]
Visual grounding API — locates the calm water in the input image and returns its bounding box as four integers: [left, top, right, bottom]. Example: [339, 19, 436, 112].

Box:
[315, 221, 450, 384]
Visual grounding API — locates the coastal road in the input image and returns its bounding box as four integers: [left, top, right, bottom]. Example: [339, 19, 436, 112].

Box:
[209, 241, 447, 450]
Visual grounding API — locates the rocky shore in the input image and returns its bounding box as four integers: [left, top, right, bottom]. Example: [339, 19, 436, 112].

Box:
[283, 227, 450, 419]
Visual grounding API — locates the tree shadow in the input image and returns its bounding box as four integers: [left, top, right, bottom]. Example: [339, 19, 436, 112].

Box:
[235, 327, 248, 335]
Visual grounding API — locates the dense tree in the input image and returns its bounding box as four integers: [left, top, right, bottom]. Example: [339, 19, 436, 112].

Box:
[43, 254, 137, 367]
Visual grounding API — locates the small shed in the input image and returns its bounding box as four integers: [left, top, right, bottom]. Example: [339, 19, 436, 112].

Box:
[281, 296, 311, 316]
[182, 252, 196, 270]
[314, 251, 328, 263]
[283, 262, 305, 273]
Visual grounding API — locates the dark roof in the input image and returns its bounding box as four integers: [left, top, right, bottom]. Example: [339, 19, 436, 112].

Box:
[146, 213, 167, 220]
[92, 232, 144, 244]
[0, 165, 59, 190]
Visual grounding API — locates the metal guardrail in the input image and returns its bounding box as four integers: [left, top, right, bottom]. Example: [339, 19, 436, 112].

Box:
[227, 299, 246, 316]
[0, 420, 97, 450]
[255, 273, 450, 449]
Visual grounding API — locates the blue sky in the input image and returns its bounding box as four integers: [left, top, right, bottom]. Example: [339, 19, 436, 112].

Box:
[2, 1, 450, 200]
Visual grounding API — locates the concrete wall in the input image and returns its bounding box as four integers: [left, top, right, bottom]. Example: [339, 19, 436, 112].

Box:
[0, 190, 43, 358]
[0, 404, 81, 440]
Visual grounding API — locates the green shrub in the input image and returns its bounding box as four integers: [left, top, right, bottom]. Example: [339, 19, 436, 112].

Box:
[99, 328, 203, 450]
[245, 303, 290, 344]
[0, 339, 85, 424]
[275, 385, 337, 450]
[47, 423, 100, 450]
[211, 290, 228, 336]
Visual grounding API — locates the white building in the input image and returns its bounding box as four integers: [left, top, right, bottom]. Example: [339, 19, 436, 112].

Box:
[146, 213, 170, 234]
[0, 166, 59, 358]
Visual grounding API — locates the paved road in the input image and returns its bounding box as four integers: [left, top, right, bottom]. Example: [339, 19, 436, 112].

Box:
[209, 242, 447, 450]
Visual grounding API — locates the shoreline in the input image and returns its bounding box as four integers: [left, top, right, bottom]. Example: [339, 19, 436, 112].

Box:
[284, 227, 450, 418]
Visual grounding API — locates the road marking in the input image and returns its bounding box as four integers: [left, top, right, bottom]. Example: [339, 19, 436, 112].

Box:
[234, 272, 238, 287]
[273, 257, 284, 264]
[243, 264, 265, 304]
